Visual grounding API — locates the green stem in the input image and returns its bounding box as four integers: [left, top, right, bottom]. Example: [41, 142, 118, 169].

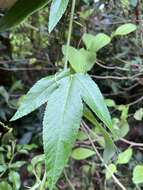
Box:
[39, 172, 47, 190]
[64, 0, 76, 70]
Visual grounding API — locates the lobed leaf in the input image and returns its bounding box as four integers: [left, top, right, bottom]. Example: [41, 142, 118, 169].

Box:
[75, 73, 113, 132]
[10, 70, 69, 121]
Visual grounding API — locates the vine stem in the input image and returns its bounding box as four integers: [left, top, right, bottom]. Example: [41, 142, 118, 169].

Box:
[64, 0, 76, 70]
[82, 121, 127, 190]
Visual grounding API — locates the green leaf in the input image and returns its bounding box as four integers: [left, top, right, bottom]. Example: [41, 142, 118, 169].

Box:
[43, 75, 83, 189]
[62, 46, 96, 73]
[83, 106, 115, 162]
[113, 23, 137, 36]
[0, 165, 7, 172]
[112, 118, 129, 141]
[0, 182, 12, 190]
[106, 164, 117, 180]
[10, 70, 69, 121]
[9, 171, 21, 190]
[134, 108, 143, 121]
[116, 148, 133, 165]
[0, 0, 50, 32]
[71, 148, 95, 160]
[75, 73, 113, 132]
[9, 161, 26, 169]
[133, 165, 143, 184]
[49, 0, 70, 33]
[82, 33, 111, 52]
[105, 99, 116, 107]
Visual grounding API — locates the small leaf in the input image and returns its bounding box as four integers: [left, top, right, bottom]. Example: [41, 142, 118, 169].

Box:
[75, 73, 113, 132]
[9, 161, 26, 169]
[105, 99, 116, 107]
[49, 0, 69, 33]
[133, 165, 143, 184]
[112, 119, 129, 141]
[0, 165, 7, 172]
[116, 148, 133, 165]
[9, 171, 21, 190]
[0, 0, 50, 32]
[71, 148, 95, 160]
[82, 33, 111, 52]
[43, 75, 83, 189]
[10, 70, 69, 121]
[113, 23, 137, 36]
[134, 108, 143, 121]
[62, 46, 96, 73]
[0, 182, 12, 190]
[106, 164, 117, 180]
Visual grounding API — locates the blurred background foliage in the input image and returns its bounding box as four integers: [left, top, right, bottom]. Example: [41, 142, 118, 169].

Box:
[0, 0, 143, 189]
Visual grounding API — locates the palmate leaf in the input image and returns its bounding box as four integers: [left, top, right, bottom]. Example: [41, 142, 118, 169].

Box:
[0, 0, 50, 32]
[43, 75, 83, 190]
[49, 0, 70, 33]
[10, 70, 69, 121]
[75, 73, 113, 133]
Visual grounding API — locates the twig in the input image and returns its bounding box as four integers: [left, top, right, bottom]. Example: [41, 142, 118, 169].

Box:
[96, 60, 130, 71]
[82, 122, 127, 190]
[0, 67, 57, 72]
[91, 72, 143, 81]
[120, 138, 143, 147]
[127, 96, 143, 106]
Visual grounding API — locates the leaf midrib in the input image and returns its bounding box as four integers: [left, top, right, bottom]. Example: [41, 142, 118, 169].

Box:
[50, 76, 73, 188]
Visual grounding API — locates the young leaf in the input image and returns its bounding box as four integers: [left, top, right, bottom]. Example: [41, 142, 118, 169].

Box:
[0, 0, 50, 32]
[10, 70, 69, 121]
[0, 182, 12, 190]
[132, 165, 143, 184]
[62, 46, 96, 73]
[113, 23, 137, 36]
[9, 171, 21, 190]
[134, 108, 143, 121]
[116, 148, 133, 165]
[71, 148, 95, 160]
[43, 76, 83, 189]
[83, 106, 115, 162]
[49, 0, 70, 33]
[82, 33, 111, 52]
[75, 73, 113, 133]
[106, 164, 117, 180]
